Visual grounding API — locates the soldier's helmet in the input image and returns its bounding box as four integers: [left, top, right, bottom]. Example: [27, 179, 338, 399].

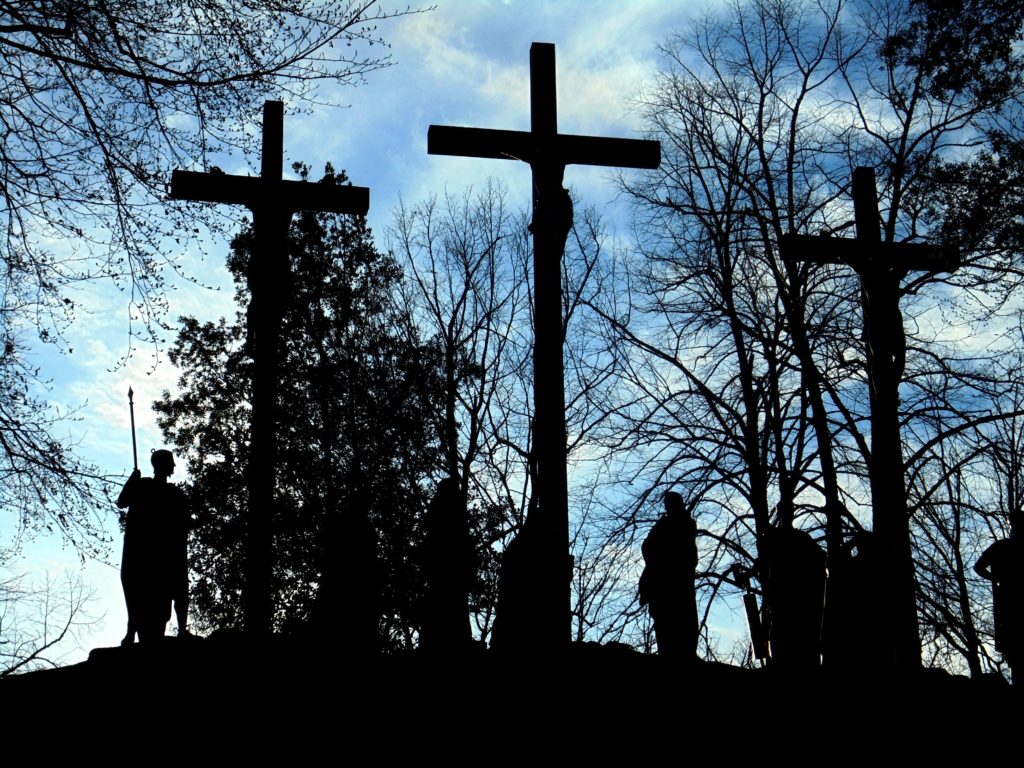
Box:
[151, 449, 175, 475]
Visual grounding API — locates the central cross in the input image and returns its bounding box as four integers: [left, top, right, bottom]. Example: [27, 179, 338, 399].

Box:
[171, 101, 370, 634]
[429, 43, 660, 647]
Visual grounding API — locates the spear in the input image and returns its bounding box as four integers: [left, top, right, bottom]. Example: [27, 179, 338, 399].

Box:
[128, 386, 139, 472]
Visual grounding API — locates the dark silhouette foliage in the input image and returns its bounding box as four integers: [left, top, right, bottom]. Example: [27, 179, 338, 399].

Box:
[880, 0, 1023, 102]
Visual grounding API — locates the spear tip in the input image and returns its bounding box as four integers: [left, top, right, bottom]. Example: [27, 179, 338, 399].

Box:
[128, 386, 134, 399]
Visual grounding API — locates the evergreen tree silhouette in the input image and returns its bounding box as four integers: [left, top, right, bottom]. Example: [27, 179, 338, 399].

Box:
[155, 165, 442, 647]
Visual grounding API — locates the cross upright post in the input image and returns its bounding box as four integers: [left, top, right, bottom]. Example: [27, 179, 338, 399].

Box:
[170, 101, 370, 635]
[780, 167, 959, 673]
[428, 43, 660, 649]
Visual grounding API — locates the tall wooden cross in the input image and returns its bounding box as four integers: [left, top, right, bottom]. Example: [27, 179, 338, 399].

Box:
[428, 43, 660, 647]
[170, 101, 370, 634]
[780, 167, 959, 672]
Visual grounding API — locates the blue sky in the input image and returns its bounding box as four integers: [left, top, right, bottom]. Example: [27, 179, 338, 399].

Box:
[8, 1, 722, 661]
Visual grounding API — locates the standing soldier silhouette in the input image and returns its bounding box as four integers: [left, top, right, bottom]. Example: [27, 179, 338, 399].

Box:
[639, 492, 699, 659]
[118, 449, 189, 643]
[975, 511, 1023, 682]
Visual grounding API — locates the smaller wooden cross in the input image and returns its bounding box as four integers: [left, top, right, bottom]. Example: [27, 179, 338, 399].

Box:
[170, 101, 370, 634]
[780, 166, 959, 671]
[429, 43, 660, 647]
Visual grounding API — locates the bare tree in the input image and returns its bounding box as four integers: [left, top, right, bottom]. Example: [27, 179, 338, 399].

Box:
[0, 0, 419, 556]
[908, 348, 1024, 678]
[389, 181, 532, 639]
[390, 182, 631, 643]
[390, 182, 528, 507]
[0, 570, 99, 675]
[595, 0, 857, 661]
[601, 0, 1024, 668]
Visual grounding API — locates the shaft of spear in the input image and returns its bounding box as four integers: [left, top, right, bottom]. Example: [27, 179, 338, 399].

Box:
[128, 386, 138, 472]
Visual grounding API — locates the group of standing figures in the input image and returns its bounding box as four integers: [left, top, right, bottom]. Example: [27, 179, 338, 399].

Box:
[639, 493, 1023, 680]
[117, 454, 479, 651]
[119, 451, 1021, 680]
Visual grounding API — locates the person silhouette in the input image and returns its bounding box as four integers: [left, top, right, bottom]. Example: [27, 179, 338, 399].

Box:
[419, 477, 474, 653]
[975, 511, 1023, 682]
[757, 504, 827, 669]
[117, 449, 189, 644]
[313, 488, 383, 654]
[638, 492, 698, 659]
[823, 530, 885, 672]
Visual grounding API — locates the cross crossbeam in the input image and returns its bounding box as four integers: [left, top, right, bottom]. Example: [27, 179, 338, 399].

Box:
[428, 126, 660, 169]
[171, 171, 369, 215]
[779, 235, 959, 273]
